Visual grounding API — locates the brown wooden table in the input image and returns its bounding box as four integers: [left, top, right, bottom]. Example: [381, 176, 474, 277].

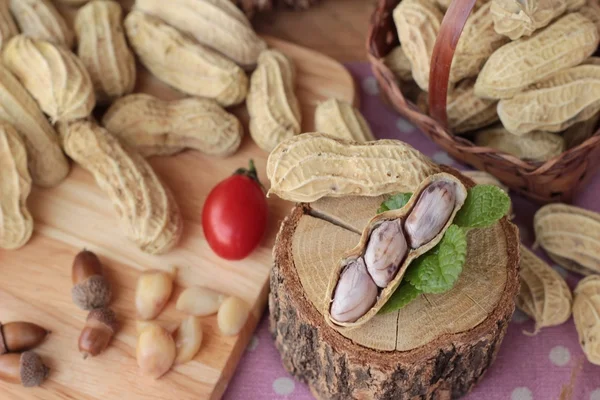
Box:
[254, 0, 375, 62]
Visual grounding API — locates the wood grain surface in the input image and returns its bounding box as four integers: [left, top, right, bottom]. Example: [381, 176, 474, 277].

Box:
[0, 6, 356, 399]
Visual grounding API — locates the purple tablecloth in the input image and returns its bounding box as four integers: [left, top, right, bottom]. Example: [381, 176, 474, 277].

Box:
[224, 63, 600, 400]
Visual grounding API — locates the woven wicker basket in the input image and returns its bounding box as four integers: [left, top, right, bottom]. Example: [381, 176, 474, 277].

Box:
[367, 0, 600, 203]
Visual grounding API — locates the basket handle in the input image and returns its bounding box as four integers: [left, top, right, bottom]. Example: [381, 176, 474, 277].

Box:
[428, 0, 478, 127]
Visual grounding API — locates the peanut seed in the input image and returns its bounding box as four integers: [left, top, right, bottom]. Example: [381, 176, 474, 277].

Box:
[217, 297, 250, 336]
[135, 267, 176, 321]
[364, 220, 407, 288]
[174, 316, 203, 365]
[405, 181, 456, 248]
[176, 286, 226, 317]
[136, 323, 176, 379]
[330, 257, 378, 323]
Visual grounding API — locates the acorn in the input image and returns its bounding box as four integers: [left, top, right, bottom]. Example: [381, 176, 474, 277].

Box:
[71, 249, 112, 311]
[0, 351, 49, 387]
[0, 322, 50, 355]
[78, 308, 118, 359]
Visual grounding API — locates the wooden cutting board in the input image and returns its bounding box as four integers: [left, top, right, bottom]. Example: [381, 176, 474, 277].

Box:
[0, 13, 356, 400]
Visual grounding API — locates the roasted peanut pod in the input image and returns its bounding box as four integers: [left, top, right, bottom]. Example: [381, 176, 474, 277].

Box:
[534, 204, 600, 275]
[393, 0, 443, 91]
[314, 98, 375, 143]
[383, 46, 413, 82]
[573, 275, 600, 365]
[59, 120, 183, 255]
[0, 65, 68, 187]
[517, 246, 572, 334]
[124, 11, 247, 107]
[581, 0, 600, 35]
[247, 49, 301, 152]
[0, 123, 33, 250]
[490, 0, 585, 40]
[447, 80, 499, 134]
[75, 0, 136, 104]
[102, 94, 242, 157]
[474, 127, 565, 161]
[266, 133, 441, 203]
[3, 35, 96, 123]
[498, 65, 600, 135]
[9, 0, 73, 48]
[134, 0, 266, 67]
[450, 2, 508, 83]
[325, 173, 467, 330]
[0, 1, 18, 50]
[475, 13, 599, 99]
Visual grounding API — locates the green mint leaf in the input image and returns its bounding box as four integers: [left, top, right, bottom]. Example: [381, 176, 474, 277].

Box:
[454, 185, 510, 228]
[404, 225, 467, 294]
[377, 193, 413, 214]
[378, 281, 422, 314]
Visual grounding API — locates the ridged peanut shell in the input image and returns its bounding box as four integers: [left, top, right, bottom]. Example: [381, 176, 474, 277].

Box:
[498, 64, 600, 135]
[517, 246, 572, 334]
[436, 0, 488, 10]
[266, 133, 441, 203]
[3, 35, 96, 123]
[247, 49, 301, 152]
[383, 46, 412, 82]
[581, 0, 600, 35]
[0, 1, 18, 50]
[75, 0, 136, 104]
[124, 11, 247, 107]
[324, 173, 468, 330]
[475, 13, 599, 100]
[393, 0, 443, 91]
[134, 0, 266, 67]
[534, 204, 600, 275]
[314, 98, 374, 143]
[474, 127, 564, 161]
[0, 123, 33, 250]
[0, 65, 69, 187]
[490, 0, 585, 40]
[59, 120, 183, 255]
[102, 93, 242, 157]
[450, 2, 508, 83]
[573, 275, 600, 365]
[447, 79, 499, 134]
[9, 0, 73, 48]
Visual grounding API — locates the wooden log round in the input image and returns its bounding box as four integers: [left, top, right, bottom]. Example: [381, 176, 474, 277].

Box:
[269, 167, 520, 400]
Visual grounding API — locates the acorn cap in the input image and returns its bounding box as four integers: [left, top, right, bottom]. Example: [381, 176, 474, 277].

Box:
[20, 351, 49, 387]
[71, 275, 112, 311]
[0, 322, 6, 355]
[87, 308, 118, 333]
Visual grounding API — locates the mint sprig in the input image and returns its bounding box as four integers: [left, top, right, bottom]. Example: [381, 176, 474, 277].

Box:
[454, 185, 510, 228]
[378, 281, 422, 314]
[404, 225, 467, 293]
[377, 193, 412, 214]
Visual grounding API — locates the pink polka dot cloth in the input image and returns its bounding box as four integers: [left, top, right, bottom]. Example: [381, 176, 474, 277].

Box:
[224, 64, 600, 400]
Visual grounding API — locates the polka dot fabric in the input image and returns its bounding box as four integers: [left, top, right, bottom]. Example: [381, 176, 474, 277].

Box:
[223, 64, 600, 400]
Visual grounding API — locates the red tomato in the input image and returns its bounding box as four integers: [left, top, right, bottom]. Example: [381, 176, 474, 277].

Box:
[202, 160, 268, 260]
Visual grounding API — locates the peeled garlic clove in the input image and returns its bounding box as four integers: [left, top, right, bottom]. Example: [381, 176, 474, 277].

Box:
[136, 323, 176, 379]
[176, 286, 226, 316]
[364, 220, 407, 287]
[135, 320, 178, 336]
[174, 316, 203, 365]
[405, 181, 456, 248]
[330, 257, 378, 323]
[135, 267, 176, 320]
[217, 297, 250, 336]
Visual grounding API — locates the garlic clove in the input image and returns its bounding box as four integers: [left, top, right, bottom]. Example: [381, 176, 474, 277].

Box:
[217, 297, 250, 336]
[135, 320, 178, 336]
[174, 316, 203, 365]
[135, 267, 176, 320]
[136, 323, 176, 379]
[176, 286, 226, 316]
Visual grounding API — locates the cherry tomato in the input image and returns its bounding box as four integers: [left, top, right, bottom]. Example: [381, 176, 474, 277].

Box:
[202, 160, 268, 260]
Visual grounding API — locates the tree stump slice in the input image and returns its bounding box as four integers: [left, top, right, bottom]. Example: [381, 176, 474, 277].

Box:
[270, 168, 520, 399]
